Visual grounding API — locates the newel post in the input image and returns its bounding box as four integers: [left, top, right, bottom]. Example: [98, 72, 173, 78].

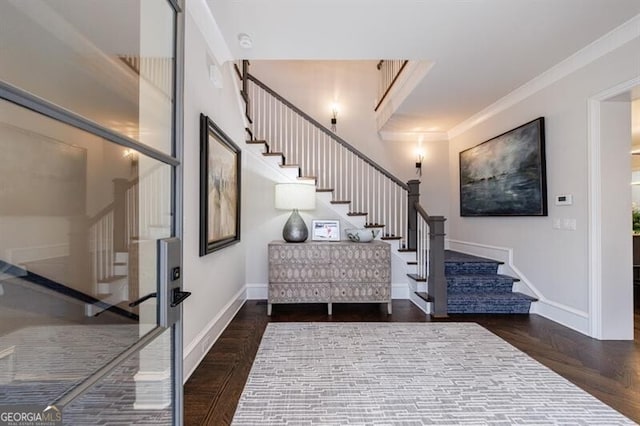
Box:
[407, 179, 420, 250]
[428, 216, 448, 318]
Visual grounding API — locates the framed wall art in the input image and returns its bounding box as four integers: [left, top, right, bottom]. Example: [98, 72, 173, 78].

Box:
[200, 113, 241, 255]
[459, 117, 547, 216]
[311, 220, 340, 241]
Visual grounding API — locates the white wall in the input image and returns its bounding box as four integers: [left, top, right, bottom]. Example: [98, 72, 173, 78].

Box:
[182, 10, 247, 378]
[248, 61, 450, 218]
[448, 37, 640, 335]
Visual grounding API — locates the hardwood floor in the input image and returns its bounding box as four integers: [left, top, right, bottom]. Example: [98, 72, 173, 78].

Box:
[184, 300, 640, 425]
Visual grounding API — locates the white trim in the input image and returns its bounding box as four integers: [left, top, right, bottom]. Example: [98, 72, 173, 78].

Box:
[246, 283, 268, 300]
[449, 14, 640, 139]
[447, 239, 590, 333]
[530, 299, 590, 336]
[187, 0, 233, 65]
[246, 282, 410, 300]
[183, 287, 246, 383]
[391, 282, 409, 299]
[447, 239, 542, 299]
[587, 76, 640, 339]
[587, 98, 603, 339]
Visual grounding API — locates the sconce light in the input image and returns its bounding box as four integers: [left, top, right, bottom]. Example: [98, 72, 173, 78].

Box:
[415, 154, 423, 176]
[330, 103, 338, 133]
[123, 148, 138, 167]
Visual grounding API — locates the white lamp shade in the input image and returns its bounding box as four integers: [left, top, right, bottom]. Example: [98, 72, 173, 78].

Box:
[275, 183, 316, 211]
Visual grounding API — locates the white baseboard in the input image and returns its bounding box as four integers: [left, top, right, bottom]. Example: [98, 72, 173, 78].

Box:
[391, 282, 409, 299]
[447, 239, 591, 336]
[246, 282, 410, 300]
[183, 287, 246, 383]
[246, 283, 268, 300]
[530, 299, 589, 336]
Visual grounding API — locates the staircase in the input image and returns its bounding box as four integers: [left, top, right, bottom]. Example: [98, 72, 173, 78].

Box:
[237, 60, 535, 316]
[445, 250, 536, 314]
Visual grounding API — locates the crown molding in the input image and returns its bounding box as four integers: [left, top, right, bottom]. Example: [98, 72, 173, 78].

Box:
[448, 13, 640, 140]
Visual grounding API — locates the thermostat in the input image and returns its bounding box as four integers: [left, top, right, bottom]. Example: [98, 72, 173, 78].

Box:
[555, 194, 573, 206]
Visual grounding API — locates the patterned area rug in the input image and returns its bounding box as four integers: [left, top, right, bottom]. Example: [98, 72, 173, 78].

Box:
[232, 323, 634, 425]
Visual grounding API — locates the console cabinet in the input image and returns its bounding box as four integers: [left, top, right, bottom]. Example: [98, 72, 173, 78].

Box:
[267, 240, 391, 315]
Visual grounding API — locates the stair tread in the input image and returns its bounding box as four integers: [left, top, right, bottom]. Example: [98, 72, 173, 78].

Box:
[398, 248, 416, 253]
[407, 261, 417, 265]
[347, 213, 367, 216]
[316, 188, 334, 193]
[263, 152, 284, 156]
[381, 236, 402, 240]
[279, 164, 299, 168]
[407, 273, 426, 282]
[365, 224, 385, 228]
[331, 201, 351, 204]
[414, 291, 432, 302]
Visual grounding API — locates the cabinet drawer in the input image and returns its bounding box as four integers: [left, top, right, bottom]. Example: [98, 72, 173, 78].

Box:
[269, 244, 331, 265]
[330, 244, 390, 264]
[270, 264, 332, 283]
[269, 282, 330, 303]
[331, 281, 390, 302]
[332, 264, 390, 282]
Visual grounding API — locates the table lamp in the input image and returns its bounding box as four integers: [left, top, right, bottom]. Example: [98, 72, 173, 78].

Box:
[275, 182, 316, 242]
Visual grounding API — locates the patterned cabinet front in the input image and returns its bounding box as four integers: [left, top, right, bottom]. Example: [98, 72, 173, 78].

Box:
[267, 240, 392, 315]
[331, 242, 391, 302]
[268, 242, 331, 307]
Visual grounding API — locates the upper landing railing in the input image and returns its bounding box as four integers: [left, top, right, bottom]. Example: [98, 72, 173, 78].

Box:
[374, 60, 408, 112]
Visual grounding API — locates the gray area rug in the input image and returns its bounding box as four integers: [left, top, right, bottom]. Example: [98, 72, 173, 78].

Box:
[232, 323, 634, 425]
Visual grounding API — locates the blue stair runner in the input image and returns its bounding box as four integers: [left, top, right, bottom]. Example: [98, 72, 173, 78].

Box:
[445, 250, 536, 314]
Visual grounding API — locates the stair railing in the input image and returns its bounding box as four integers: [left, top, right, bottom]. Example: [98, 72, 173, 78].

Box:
[374, 60, 408, 112]
[247, 73, 409, 239]
[242, 63, 447, 315]
[415, 203, 447, 317]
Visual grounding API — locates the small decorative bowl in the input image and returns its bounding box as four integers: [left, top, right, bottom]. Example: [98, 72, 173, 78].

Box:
[344, 228, 380, 243]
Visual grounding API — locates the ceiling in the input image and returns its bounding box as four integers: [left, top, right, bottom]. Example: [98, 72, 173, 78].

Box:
[206, 0, 640, 134]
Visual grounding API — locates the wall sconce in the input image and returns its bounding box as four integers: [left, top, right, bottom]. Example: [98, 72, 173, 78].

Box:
[415, 153, 423, 176]
[123, 148, 138, 167]
[330, 103, 338, 133]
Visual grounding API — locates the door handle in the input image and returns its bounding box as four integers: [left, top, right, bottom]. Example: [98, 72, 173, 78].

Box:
[129, 292, 157, 307]
[171, 289, 191, 307]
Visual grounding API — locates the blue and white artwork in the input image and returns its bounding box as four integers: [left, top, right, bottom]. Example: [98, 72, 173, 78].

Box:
[459, 118, 547, 216]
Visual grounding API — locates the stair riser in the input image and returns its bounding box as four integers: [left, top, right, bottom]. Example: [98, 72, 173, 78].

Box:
[447, 301, 531, 314]
[447, 277, 514, 294]
[445, 262, 498, 275]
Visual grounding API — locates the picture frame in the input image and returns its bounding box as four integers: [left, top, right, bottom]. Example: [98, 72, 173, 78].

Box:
[459, 117, 547, 217]
[311, 220, 340, 241]
[199, 113, 241, 256]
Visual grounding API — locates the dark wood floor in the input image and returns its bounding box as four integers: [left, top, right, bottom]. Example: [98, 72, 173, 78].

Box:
[184, 300, 640, 425]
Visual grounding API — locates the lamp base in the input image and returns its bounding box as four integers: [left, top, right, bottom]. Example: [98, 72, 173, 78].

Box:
[283, 209, 308, 243]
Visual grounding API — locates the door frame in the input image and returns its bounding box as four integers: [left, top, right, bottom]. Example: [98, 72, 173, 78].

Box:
[588, 75, 640, 340]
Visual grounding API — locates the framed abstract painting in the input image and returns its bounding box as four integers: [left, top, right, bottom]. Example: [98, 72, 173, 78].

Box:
[199, 113, 241, 255]
[459, 117, 547, 216]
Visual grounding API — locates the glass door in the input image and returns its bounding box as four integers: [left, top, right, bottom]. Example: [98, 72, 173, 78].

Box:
[0, 0, 184, 424]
